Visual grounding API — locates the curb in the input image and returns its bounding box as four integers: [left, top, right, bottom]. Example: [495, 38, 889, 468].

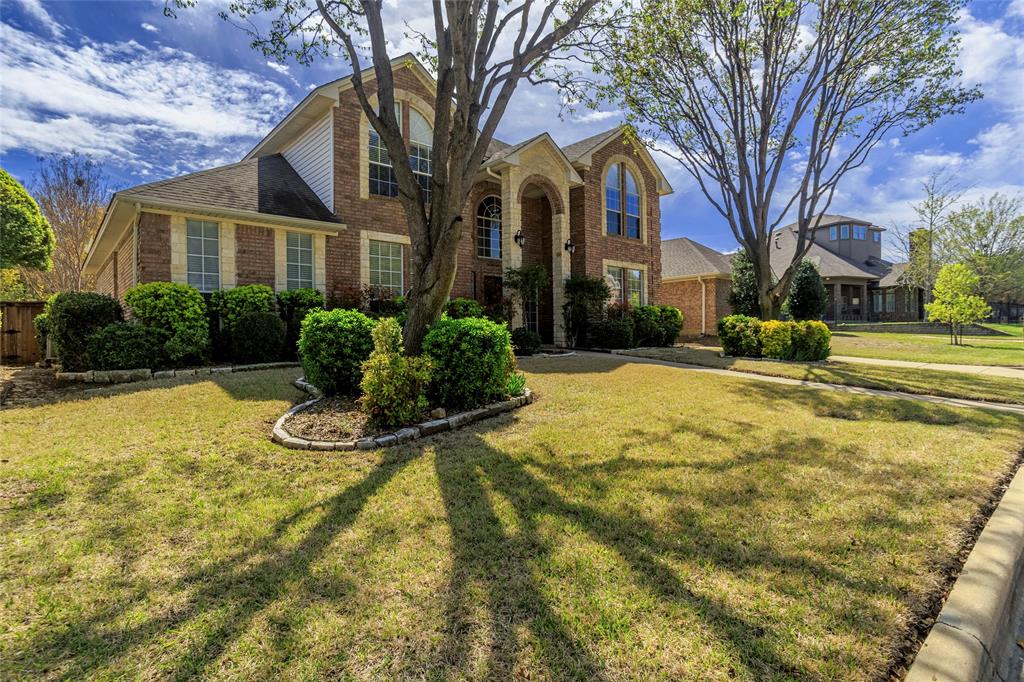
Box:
[906, 463, 1024, 682]
[271, 378, 535, 451]
[57, 361, 300, 385]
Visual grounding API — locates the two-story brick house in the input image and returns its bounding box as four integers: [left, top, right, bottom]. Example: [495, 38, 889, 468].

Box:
[83, 55, 672, 345]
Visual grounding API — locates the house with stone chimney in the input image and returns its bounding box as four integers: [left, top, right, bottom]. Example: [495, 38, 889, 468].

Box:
[82, 54, 673, 345]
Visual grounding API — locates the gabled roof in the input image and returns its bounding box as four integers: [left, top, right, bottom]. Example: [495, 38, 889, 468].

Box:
[662, 237, 732, 278]
[769, 228, 880, 281]
[780, 214, 877, 230]
[120, 154, 339, 224]
[560, 125, 673, 196]
[481, 133, 584, 186]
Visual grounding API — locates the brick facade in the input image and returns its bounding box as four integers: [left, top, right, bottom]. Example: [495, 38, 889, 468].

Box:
[137, 212, 171, 284]
[453, 181, 504, 302]
[115, 232, 134, 299]
[660, 277, 732, 337]
[235, 224, 277, 286]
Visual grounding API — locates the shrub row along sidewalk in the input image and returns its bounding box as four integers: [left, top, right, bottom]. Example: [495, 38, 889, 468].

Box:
[618, 346, 1024, 406]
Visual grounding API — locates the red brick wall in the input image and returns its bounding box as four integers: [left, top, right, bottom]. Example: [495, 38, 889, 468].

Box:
[520, 194, 555, 340]
[137, 212, 170, 283]
[568, 133, 662, 303]
[328, 69, 435, 295]
[659, 277, 732, 336]
[453, 181, 504, 301]
[235, 224, 277, 286]
[115, 232, 134, 299]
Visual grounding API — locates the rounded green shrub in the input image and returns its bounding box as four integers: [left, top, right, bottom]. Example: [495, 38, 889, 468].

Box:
[277, 288, 325, 358]
[445, 297, 485, 319]
[655, 305, 684, 346]
[231, 311, 286, 364]
[630, 305, 663, 347]
[422, 316, 514, 409]
[511, 327, 542, 356]
[33, 311, 49, 356]
[124, 282, 208, 364]
[717, 314, 762, 358]
[298, 308, 375, 396]
[359, 318, 432, 428]
[785, 260, 828, 321]
[86, 323, 165, 370]
[47, 292, 123, 371]
[210, 284, 276, 330]
[588, 317, 635, 349]
[791, 320, 832, 361]
[759, 320, 793, 359]
[562, 275, 611, 348]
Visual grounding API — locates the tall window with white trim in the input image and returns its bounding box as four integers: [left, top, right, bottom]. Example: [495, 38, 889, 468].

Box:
[286, 232, 313, 289]
[369, 240, 403, 295]
[369, 103, 402, 197]
[186, 219, 219, 292]
[476, 196, 502, 259]
[409, 108, 432, 203]
[605, 162, 641, 239]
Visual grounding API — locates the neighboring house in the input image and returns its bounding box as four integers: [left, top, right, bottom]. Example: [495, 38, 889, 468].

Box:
[82, 54, 673, 345]
[769, 215, 922, 322]
[659, 237, 732, 336]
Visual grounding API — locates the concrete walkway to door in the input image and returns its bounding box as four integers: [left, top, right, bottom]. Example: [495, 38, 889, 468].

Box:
[829, 354, 1024, 380]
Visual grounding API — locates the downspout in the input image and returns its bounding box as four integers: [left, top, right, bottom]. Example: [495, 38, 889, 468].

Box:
[131, 203, 142, 289]
[698, 275, 707, 336]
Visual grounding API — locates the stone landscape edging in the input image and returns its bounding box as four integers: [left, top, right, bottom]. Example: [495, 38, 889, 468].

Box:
[905, 460, 1024, 682]
[272, 378, 535, 451]
[55, 361, 301, 385]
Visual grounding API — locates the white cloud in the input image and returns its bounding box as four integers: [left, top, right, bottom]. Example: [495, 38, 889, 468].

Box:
[266, 61, 290, 75]
[0, 23, 292, 174]
[141, 22, 158, 33]
[10, 0, 64, 38]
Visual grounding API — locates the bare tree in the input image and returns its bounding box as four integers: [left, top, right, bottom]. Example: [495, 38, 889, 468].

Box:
[168, 0, 606, 352]
[19, 153, 108, 296]
[890, 171, 964, 301]
[560, 0, 980, 318]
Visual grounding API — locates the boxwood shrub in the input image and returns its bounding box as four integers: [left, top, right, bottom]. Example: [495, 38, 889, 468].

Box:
[359, 318, 432, 428]
[298, 308, 375, 396]
[717, 314, 762, 358]
[655, 305, 684, 345]
[759, 320, 793, 359]
[210, 284, 275, 330]
[791, 320, 832, 361]
[588, 317, 634, 349]
[231, 311, 286, 364]
[511, 327, 542, 356]
[277, 288, 324, 358]
[47, 292, 123, 371]
[445, 297, 484, 319]
[422, 316, 514, 409]
[630, 305, 663, 347]
[86, 323, 165, 370]
[124, 282, 208, 364]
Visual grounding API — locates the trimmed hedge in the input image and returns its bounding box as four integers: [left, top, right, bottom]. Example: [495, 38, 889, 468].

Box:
[359, 318, 432, 428]
[717, 314, 762, 358]
[86, 323, 165, 370]
[231, 311, 286, 364]
[445, 297, 484, 319]
[422, 316, 514, 409]
[562, 275, 610, 348]
[718, 315, 831, 361]
[588, 317, 634, 349]
[654, 305, 684, 345]
[124, 282, 208, 364]
[48, 292, 123, 371]
[511, 327, 542, 356]
[630, 304, 684, 347]
[277, 288, 324, 358]
[298, 308, 375, 396]
[210, 284, 276, 330]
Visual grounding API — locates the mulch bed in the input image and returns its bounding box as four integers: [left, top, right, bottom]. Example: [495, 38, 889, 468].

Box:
[283, 396, 373, 441]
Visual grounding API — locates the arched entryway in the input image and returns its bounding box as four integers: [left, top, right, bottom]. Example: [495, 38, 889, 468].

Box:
[516, 177, 563, 343]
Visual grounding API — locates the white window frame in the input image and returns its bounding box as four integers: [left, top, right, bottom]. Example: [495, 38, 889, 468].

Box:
[368, 239, 404, 296]
[186, 218, 220, 292]
[853, 225, 867, 240]
[840, 225, 850, 239]
[286, 232, 314, 290]
[409, 107, 432, 204]
[369, 102, 402, 198]
[476, 195, 502, 259]
[605, 265, 645, 306]
[829, 226, 837, 241]
[872, 230, 881, 243]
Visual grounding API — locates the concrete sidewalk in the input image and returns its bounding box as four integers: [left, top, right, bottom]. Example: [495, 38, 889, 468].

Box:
[829, 354, 1024, 379]
[583, 351, 1024, 416]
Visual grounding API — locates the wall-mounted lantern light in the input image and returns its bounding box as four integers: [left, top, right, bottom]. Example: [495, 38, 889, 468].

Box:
[564, 238, 576, 254]
[514, 229, 525, 248]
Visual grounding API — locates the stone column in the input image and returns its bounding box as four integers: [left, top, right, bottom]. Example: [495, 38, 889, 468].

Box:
[550, 212, 569, 345]
[861, 283, 869, 320]
[503, 170, 523, 329]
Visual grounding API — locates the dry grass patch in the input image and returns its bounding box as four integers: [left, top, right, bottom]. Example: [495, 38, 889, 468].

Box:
[1, 360, 1022, 680]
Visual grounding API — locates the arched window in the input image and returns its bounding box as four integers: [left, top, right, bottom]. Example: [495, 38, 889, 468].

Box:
[369, 102, 402, 197]
[476, 196, 502, 259]
[605, 162, 641, 239]
[409, 108, 433, 203]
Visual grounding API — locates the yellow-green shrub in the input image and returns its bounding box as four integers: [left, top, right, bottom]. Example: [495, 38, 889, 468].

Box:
[791, 320, 831, 361]
[359, 318, 432, 428]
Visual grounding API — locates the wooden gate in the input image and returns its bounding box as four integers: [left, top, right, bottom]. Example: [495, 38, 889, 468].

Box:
[1, 301, 45, 365]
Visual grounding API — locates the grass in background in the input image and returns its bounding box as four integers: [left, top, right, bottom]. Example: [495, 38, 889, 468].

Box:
[2, 360, 1022, 680]
[828, 330, 1023, 366]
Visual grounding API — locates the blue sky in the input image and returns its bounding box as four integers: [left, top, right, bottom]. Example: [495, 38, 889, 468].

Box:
[2, 0, 1023, 257]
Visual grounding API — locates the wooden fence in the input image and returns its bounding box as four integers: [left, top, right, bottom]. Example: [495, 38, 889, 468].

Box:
[1, 301, 46, 365]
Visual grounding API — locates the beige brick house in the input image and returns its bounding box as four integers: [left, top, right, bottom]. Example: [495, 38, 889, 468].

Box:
[83, 54, 673, 345]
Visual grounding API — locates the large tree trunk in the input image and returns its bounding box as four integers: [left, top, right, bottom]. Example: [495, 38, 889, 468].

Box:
[403, 236, 461, 355]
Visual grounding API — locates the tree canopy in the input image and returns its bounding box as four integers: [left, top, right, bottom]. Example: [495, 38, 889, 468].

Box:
[1, 168, 55, 272]
[925, 263, 991, 345]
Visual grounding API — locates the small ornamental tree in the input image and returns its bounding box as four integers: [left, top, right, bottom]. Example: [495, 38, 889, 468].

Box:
[0, 168, 55, 271]
[925, 264, 991, 345]
[728, 251, 761, 318]
[785, 260, 827, 321]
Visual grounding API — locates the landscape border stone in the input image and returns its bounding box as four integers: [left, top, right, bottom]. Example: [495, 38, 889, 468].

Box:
[273, 377, 535, 451]
[57, 361, 300, 385]
[905, 461, 1024, 682]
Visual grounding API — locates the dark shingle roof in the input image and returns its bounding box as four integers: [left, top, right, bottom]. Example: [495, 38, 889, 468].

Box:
[560, 128, 621, 162]
[769, 229, 879, 280]
[120, 154, 339, 223]
[662, 237, 733, 277]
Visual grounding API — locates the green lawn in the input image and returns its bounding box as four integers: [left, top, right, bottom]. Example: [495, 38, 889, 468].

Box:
[2, 361, 1023, 680]
[621, 346, 1024, 404]
[825, 330, 1023, 367]
[981, 322, 1024, 337]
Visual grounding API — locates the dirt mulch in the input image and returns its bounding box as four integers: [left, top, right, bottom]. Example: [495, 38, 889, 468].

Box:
[0, 365, 88, 409]
[283, 396, 373, 441]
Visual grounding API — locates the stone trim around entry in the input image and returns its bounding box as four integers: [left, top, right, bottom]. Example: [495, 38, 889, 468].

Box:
[272, 377, 536, 451]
